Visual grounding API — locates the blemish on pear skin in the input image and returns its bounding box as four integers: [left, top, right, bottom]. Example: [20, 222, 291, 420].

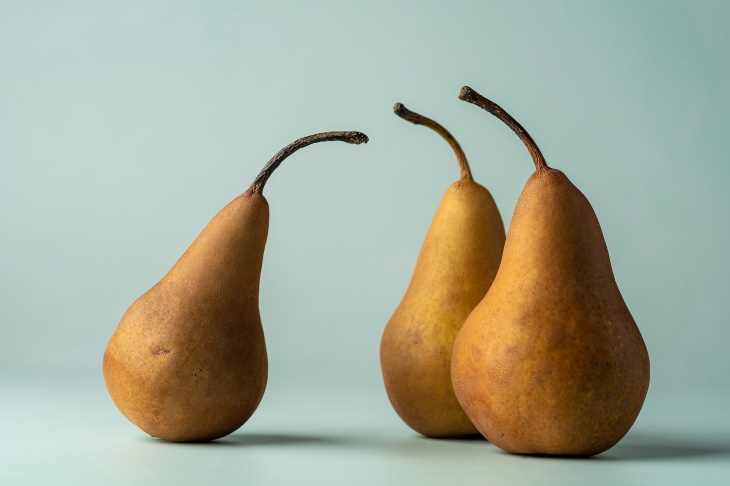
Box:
[153, 348, 171, 356]
[246, 283, 259, 299]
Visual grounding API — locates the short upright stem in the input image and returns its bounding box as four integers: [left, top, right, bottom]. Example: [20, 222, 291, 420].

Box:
[394, 103, 473, 181]
[458, 86, 549, 172]
[248, 131, 369, 194]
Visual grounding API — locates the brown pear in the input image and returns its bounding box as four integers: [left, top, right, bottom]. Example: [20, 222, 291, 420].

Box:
[103, 131, 368, 442]
[380, 103, 505, 437]
[451, 87, 650, 456]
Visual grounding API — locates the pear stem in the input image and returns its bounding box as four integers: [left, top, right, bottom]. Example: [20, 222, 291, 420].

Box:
[249, 131, 369, 194]
[458, 86, 549, 172]
[394, 103, 473, 181]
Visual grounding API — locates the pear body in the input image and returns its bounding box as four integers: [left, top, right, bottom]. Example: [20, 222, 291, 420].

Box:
[103, 190, 269, 442]
[452, 169, 649, 456]
[381, 180, 505, 437]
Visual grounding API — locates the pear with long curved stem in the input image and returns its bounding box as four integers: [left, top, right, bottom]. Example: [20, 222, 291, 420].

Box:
[103, 131, 368, 442]
[451, 86, 649, 456]
[381, 103, 505, 437]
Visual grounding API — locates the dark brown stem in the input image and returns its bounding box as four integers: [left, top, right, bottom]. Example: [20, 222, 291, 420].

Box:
[248, 131, 368, 193]
[394, 103, 473, 181]
[458, 86, 549, 172]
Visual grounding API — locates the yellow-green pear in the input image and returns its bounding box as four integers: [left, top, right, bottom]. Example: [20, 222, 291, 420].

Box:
[380, 103, 505, 437]
[451, 87, 650, 456]
[103, 131, 368, 442]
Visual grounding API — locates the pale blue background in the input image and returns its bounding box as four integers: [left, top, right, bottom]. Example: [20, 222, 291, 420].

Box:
[1, 1, 729, 484]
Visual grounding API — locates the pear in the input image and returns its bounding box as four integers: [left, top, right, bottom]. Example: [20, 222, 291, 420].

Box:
[380, 103, 505, 437]
[103, 131, 368, 442]
[451, 87, 650, 456]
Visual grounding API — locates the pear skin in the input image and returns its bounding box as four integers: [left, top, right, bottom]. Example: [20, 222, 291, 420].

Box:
[103, 131, 368, 442]
[104, 192, 269, 442]
[381, 104, 505, 437]
[451, 87, 649, 456]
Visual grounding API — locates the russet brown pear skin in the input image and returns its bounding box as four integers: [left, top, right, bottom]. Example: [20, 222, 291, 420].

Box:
[381, 104, 505, 437]
[103, 193, 269, 442]
[451, 87, 649, 456]
[103, 131, 368, 442]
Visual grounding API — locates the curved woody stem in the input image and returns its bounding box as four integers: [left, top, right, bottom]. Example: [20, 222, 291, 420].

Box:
[249, 131, 369, 194]
[458, 86, 549, 172]
[394, 103, 473, 181]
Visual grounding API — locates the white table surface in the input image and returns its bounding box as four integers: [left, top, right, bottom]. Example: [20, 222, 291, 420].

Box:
[2, 375, 729, 485]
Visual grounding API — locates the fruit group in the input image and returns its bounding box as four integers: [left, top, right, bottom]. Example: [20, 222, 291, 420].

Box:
[103, 131, 368, 442]
[451, 87, 649, 456]
[381, 103, 505, 437]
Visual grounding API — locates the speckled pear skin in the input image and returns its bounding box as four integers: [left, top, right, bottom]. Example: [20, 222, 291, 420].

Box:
[451, 169, 650, 456]
[381, 179, 505, 437]
[103, 190, 269, 442]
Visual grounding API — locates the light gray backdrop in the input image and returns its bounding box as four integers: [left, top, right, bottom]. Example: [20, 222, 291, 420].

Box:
[1, 0, 728, 401]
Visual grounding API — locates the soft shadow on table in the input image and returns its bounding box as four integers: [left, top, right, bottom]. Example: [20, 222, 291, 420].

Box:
[495, 433, 730, 462]
[418, 433, 488, 442]
[143, 433, 355, 447]
[412, 432, 730, 462]
[219, 433, 353, 447]
[603, 432, 730, 461]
